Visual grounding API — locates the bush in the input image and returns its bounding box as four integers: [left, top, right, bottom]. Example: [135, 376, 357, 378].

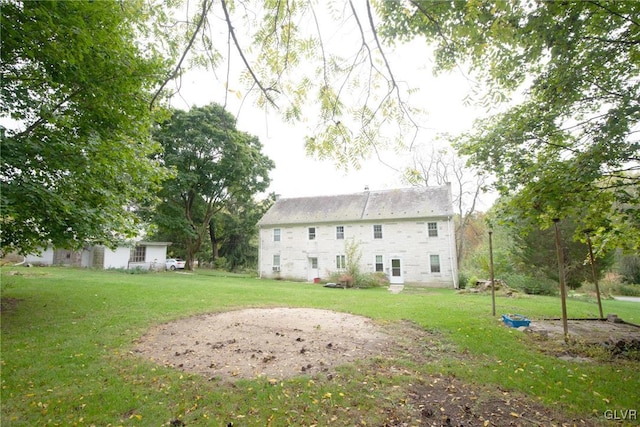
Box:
[468, 275, 480, 288]
[214, 256, 228, 270]
[458, 271, 469, 289]
[617, 284, 640, 297]
[356, 272, 390, 289]
[620, 255, 640, 284]
[503, 273, 558, 296]
[581, 273, 640, 297]
[325, 271, 389, 289]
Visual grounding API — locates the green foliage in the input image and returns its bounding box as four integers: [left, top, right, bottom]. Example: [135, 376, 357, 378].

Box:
[582, 275, 640, 297]
[213, 256, 228, 270]
[465, 202, 616, 293]
[357, 272, 390, 289]
[377, 0, 640, 253]
[153, 0, 422, 170]
[150, 104, 274, 269]
[619, 255, 640, 285]
[616, 284, 640, 297]
[1, 0, 170, 254]
[344, 238, 363, 282]
[502, 273, 558, 296]
[216, 195, 275, 271]
[464, 226, 515, 280]
[457, 271, 469, 290]
[510, 215, 614, 290]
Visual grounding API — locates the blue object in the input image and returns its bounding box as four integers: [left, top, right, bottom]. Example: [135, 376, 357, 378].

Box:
[502, 314, 531, 328]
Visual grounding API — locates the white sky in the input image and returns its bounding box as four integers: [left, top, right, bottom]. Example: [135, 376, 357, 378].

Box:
[167, 5, 497, 210]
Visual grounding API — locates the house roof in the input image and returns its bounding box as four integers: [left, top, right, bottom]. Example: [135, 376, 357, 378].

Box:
[258, 185, 453, 226]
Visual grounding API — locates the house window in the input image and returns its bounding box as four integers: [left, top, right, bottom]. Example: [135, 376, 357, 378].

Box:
[273, 254, 280, 266]
[308, 227, 316, 240]
[130, 246, 146, 262]
[428, 222, 438, 237]
[430, 254, 441, 273]
[336, 254, 346, 269]
[310, 257, 318, 269]
[273, 228, 281, 242]
[336, 225, 344, 240]
[375, 255, 384, 272]
[373, 224, 383, 239]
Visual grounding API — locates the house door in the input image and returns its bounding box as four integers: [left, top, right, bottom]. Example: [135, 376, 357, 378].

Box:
[390, 258, 403, 284]
[307, 257, 319, 282]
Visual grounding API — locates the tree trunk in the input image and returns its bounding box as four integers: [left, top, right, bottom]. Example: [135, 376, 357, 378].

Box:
[185, 236, 200, 271]
[209, 218, 218, 264]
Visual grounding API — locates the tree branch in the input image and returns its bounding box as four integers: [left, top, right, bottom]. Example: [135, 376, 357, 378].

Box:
[220, 0, 279, 108]
[150, 0, 212, 109]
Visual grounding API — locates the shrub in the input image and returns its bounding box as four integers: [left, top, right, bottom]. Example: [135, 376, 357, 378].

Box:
[503, 273, 558, 296]
[326, 271, 341, 283]
[468, 275, 480, 288]
[620, 255, 640, 284]
[458, 271, 469, 289]
[617, 284, 640, 297]
[325, 271, 389, 288]
[580, 274, 640, 297]
[356, 272, 389, 289]
[214, 256, 228, 270]
[338, 273, 354, 288]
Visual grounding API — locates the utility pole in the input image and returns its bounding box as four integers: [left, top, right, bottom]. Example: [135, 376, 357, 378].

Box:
[489, 230, 496, 316]
[553, 219, 569, 339]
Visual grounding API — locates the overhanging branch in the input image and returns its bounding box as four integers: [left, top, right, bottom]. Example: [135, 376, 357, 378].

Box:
[150, 0, 213, 109]
[220, 0, 279, 108]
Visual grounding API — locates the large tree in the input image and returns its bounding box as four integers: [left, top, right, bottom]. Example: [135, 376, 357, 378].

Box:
[1, 0, 169, 254]
[211, 194, 275, 271]
[151, 103, 274, 269]
[376, 0, 640, 252]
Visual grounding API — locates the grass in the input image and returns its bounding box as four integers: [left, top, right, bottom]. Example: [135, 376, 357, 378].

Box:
[1, 267, 638, 426]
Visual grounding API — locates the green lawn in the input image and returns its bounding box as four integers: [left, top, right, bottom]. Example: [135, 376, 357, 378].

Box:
[1, 267, 638, 426]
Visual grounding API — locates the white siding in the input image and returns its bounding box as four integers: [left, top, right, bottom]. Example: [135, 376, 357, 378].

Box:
[259, 218, 457, 287]
[145, 245, 168, 269]
[25, 242, 170, 271]
[25, 247, 55, 265]
[103, 247, 131, 269]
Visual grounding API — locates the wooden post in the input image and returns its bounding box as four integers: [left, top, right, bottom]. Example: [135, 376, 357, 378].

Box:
[585, 231, 604, 319]
[489, 230, 496, 316]
[553, 219, 569, 339]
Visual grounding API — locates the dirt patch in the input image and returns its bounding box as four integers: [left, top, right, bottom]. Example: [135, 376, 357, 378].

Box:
[134, 307, 394, 381]
[405, 375, 592, 427]
[527, 318, 640, 343]
[523, 318, 640, 361]
[0, 297, 22, 313]
[134, 308, 613, 426]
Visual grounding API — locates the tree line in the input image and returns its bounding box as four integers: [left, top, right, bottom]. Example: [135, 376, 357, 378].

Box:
[2, 1, 637, 276]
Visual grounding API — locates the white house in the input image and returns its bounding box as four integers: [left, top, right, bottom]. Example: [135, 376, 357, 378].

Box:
[257, 186, 458, 288]
[24, 241, 171, 270]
